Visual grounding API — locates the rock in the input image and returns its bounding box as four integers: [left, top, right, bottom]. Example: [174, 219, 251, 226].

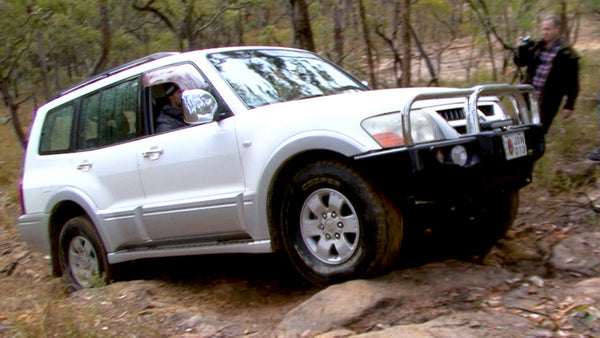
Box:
[183, 314, 205, 328]
[554, 162, 597, 187]
[550, 232, 600, 276]
[574, 278, 600, 302]
[483, 239, 543, 266]
[274, 279, 392, 337]
[315, 329, 356, 338]
[274, 261, 514, 337]
[529, 275, 545, 288]
[356, 311, 538, 337]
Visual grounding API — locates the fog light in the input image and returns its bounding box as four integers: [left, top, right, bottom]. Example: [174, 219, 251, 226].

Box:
[450, 145, 468, 166]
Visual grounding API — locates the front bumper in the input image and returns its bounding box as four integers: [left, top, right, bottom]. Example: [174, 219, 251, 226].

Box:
[355, 124, 544, 199]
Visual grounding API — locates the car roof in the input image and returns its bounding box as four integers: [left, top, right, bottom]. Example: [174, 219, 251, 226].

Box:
[48, 46, 311, 102]
[52, 52, 180, 99]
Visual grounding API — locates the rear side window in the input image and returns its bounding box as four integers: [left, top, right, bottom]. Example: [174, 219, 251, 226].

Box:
[78, 80, 140, 150]
[39, 104, 75, 154]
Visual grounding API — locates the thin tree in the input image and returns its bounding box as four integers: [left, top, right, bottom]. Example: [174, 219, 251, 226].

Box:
[357, 0, 376, 88]
[332, 0, 345, 64]
[0, 5, 49, 147]
[289, 0, 316, 51]
[91, 0, 112, 76]
[398, 0, 411, 87]
[132, 0, 245, 50]
[409, 24, 440, 86]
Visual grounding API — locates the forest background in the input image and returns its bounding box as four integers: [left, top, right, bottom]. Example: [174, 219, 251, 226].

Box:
[2, 0, 600, 147]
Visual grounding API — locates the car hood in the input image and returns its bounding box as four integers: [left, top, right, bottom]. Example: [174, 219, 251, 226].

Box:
[246, 87, 467, 120]
[230, 87, 469, 155]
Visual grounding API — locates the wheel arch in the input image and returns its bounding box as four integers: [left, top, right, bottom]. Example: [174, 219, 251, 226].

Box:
[45, 189, 105, 277]
[266, 150, 353, 252]
[258, 133, 372, 252]
[269, 154, 404, 285]
[48, 201, 87, 277]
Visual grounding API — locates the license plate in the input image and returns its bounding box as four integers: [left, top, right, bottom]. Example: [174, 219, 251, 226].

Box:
[502, 132, 527, 160]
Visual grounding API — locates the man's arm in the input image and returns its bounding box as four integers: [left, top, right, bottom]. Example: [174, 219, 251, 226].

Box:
[513, 41, 535, 67]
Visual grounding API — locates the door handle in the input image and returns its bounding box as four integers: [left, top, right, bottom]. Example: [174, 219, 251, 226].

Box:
[142, 147, 164, 160]
[76, 160, 93, 172]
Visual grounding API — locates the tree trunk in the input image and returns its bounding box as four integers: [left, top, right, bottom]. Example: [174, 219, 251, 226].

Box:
[91, 0, 111, 76]
[398, 0, 411, 87]
[332, 0, 344, 64]
[181, 0, 195, 50]
[234, 10, 245, 46]
[357, 0, 376, 88]
[0, 83, 26, 147]
[374, 27, 402, 88]
[289, 0, 315, 51]
[35, 32, 50, 100]
[409, 25, 439, 86]
[485, 32, 497, 81]
[391, 1, 402, 87]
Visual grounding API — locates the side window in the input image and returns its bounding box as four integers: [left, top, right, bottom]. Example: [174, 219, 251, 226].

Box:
[79, 94, 100, 149]
[78, 79, 140, 150]
[142, 63, 232, 133]
[39, 104, 74, 154]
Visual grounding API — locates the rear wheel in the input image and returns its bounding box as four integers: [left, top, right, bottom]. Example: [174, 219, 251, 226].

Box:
[280, 160, 403, 286]
[58, 216, 111, 290]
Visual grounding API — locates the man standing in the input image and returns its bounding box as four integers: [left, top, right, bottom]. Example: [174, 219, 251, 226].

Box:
[514, 15, 579, 134]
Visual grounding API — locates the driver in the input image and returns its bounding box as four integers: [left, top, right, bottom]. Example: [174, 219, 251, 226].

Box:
[155, 83, 187, 133]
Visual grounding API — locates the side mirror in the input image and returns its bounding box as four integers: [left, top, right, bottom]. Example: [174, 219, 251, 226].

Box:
[181, 89, 218, 125]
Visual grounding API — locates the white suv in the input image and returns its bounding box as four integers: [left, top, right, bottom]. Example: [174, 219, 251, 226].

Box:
[17, 46, 544, 289]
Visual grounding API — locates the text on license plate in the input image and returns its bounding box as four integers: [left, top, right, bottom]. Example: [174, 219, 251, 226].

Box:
[502, 132, 527, 160]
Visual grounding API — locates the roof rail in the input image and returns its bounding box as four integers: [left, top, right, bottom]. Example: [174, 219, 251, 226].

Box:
[52, 52, 180, 99]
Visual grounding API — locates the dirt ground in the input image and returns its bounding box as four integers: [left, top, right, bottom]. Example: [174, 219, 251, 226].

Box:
[1, 159, 600, 337]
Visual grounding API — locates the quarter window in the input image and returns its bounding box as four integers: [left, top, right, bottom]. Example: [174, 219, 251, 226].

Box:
[39, 104, 75, 154]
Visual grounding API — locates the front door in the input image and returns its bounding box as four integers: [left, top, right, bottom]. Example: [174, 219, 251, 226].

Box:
[136, 118, 247, 242]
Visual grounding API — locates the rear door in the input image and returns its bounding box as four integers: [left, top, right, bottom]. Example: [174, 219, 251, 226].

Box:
[62, 79, 147, 250]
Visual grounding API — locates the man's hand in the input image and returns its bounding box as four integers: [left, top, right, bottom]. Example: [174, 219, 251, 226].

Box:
[562, 108, 573, 119]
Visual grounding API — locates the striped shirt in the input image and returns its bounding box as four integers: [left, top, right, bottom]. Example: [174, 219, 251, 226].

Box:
[532, 38, 563, 98]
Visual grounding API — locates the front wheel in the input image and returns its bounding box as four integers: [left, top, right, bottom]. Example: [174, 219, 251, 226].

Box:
[280, 160, 403, 286]
[58, 216, 111, 290]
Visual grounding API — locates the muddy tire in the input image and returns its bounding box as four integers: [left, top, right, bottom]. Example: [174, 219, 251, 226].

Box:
[481, 191, 519, 244]
[280, 160, 403, 286]
[58, 216, 111, 290]
[450, 191, 520, 255]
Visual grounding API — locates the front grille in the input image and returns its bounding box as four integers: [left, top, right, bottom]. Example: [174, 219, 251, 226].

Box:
[479, 105, 494, 116]
[437, 108, 464, 121]
[436, 104, 494, 121]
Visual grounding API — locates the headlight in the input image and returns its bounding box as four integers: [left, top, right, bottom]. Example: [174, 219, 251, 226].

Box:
[362, 110, 446, 148]
[410, 111, 445, 144]
[361, 113, 404, 147]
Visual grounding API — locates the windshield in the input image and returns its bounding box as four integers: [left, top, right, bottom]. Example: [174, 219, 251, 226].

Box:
[207, 49, 368, 109]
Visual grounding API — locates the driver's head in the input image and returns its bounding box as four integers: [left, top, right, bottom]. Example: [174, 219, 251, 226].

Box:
[165, 83, 181, 108]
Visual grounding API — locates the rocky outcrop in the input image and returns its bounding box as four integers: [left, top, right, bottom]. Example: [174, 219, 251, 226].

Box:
[550, 232, 600, 276]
